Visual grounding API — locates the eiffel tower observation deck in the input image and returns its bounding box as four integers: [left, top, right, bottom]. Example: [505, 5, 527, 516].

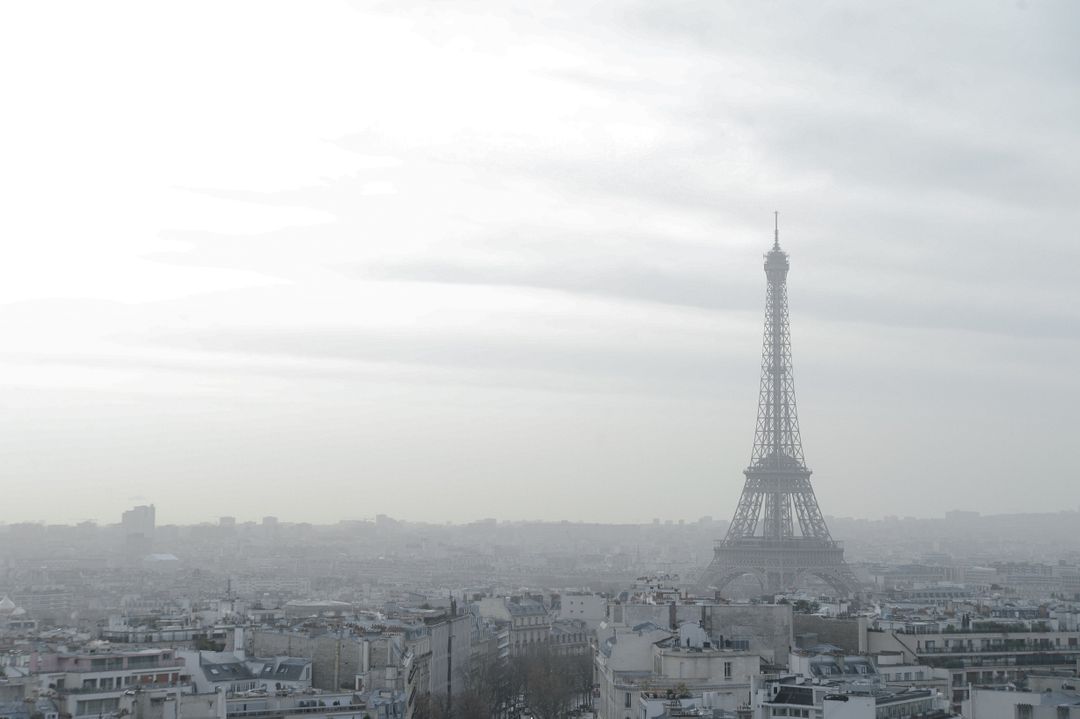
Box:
[699, 216, 859, 597]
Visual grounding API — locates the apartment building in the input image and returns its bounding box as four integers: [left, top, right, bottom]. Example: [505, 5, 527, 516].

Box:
[28, 648, 184, 719]
[595, 621, 761, 719]
[866, 623, 1080, 710]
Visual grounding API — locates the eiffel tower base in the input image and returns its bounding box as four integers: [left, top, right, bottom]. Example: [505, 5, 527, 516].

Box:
[699, 538, 859, 597]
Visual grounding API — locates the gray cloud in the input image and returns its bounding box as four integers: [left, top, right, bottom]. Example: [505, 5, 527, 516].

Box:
[360, 258, 758, 313]
[360, 255, 1080, 342]
[137, 325, 745, 395]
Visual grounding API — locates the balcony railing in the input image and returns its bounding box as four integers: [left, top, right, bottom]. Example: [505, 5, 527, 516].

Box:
[226, 703, 368, 718]
[926, 655, 1078, 670]
[918, 644, 1078, 655]
[65, 682, 185, 695]
[52, 658, 184, 672]
[882, 626, 1074, 637]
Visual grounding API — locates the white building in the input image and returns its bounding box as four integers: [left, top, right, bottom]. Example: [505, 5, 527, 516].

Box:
[963, 686, 1080, 718]
[0, 597, 35, 634]
[866, 622, 1080, 710]
[178, 651, 313, 697]
[560, 594, 608, 630]
[751, 673, 952, 719]
[475, 597, 551, 657]
[28, 648, 186, 719]
[595, 621, 760, 719]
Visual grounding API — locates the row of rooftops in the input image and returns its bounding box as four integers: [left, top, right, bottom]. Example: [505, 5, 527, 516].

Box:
[6, 646, 313, 687]
[192, 653, 310, 683]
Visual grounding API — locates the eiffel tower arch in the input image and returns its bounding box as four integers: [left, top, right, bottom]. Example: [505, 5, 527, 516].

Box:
[699, 217, 859, 598]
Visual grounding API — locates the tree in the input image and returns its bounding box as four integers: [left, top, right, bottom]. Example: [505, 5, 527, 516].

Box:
[516, 646, 592, 719]
[415, 644, 593, 719]
[415, 650, 521, 719]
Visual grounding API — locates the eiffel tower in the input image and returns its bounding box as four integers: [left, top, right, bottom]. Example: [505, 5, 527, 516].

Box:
[699, 216, 859, 597]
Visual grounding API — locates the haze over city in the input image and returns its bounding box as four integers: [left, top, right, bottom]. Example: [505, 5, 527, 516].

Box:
[8, 6, 1080, 719]
[2, 1, 1078, 526]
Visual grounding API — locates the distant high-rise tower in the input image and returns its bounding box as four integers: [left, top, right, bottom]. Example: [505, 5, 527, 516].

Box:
[699, 218, 858, 596]
[121, 504, 155, 557]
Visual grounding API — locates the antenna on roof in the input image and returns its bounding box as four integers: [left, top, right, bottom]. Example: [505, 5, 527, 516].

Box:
[774, 211, 780, 250]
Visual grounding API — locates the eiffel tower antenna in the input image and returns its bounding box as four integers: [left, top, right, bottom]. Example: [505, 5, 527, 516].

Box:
[698, 217, 858, 597]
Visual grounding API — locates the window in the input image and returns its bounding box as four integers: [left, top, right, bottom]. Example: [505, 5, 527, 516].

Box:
[625, 692, 631, 708]
[724, 661, 732, 679]
[76, 698, 119, 717]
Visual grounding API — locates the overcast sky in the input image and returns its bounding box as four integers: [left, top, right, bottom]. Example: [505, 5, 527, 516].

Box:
[1, 1, 1078, 526]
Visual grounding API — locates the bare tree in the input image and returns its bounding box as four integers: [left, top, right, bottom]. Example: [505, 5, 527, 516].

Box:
[517, 646, 591, 719]
[414, 645, 592, 719]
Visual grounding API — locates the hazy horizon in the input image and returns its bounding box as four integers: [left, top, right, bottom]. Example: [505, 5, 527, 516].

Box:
[2, 1, 1078, 525]
[4, 502, 1080, 530]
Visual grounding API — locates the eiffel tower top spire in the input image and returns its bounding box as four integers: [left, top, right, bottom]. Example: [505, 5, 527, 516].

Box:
[753, 215, 802, 472]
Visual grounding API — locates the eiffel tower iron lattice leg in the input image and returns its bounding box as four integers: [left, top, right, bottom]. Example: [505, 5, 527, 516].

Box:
[699, 217, 859, 597]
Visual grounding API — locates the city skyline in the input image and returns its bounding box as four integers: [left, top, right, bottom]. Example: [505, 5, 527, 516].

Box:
[4, 502, 1079, 529]
[2, 1, 1078, 525]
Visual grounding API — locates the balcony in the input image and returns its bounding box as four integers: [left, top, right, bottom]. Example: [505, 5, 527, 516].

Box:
[928, 654, 1078, 670]
[53, 658, 184, 673]
[918, 643, 1077, 656]
[65, 682, 185, 695]
[227, 702, 368, 718]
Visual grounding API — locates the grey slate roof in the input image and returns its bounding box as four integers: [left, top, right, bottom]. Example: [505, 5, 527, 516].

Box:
[506, 600, 547, 616]
[259, 659, 309, 682]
